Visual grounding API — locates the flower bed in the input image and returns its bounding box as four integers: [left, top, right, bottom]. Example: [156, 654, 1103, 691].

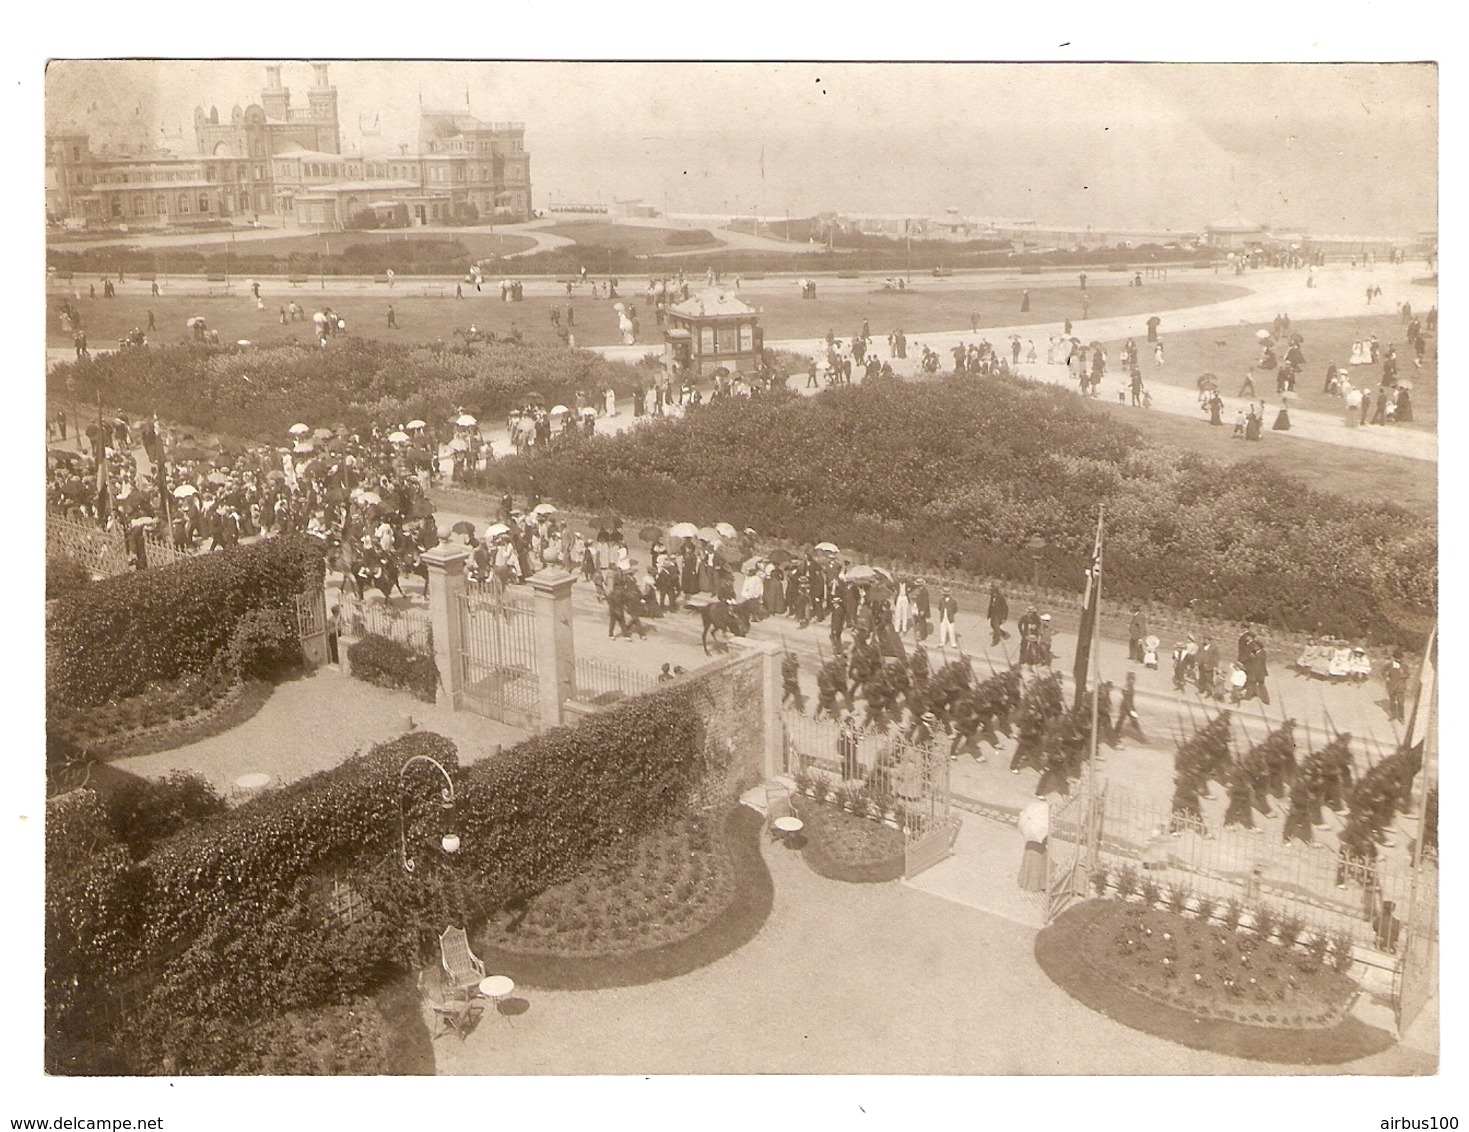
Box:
[471, 804, 773, 991]
[478, 809, 735, 958]
[793, 796, 904, 883]
[1035, 899, 1394, 1065]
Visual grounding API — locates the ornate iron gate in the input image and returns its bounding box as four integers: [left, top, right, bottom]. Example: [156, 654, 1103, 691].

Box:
[1046, 784, 1105, 922]
[456, 590, 538, 728]
[1394, 858, 1437, 1035]
[293, 587, 329, 667]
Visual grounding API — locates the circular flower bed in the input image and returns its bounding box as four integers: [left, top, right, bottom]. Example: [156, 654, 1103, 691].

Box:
[1036, 900, 1395, 1064]
[796, 797, 905, 883]
[471, 806, 772, 990]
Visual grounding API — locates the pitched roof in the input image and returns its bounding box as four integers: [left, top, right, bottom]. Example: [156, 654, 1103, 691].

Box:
[668, 289, 758, 318]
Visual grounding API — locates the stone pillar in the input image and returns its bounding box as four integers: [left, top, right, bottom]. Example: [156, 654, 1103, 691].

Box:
[422, 542, 470, 710]
[731, 637, 783, 781]
[529, 567, 577, 730]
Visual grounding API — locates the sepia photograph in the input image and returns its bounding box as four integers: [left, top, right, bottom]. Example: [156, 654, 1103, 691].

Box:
[16, 23, 1448, 1128]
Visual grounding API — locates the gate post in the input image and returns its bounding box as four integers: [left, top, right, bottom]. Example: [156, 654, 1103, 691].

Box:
[422, 542, 470, 709]
[529, 567, 577, 729]
[731, 638, 782, 780]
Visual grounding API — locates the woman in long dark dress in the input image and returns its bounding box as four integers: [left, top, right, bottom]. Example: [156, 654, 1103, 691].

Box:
[1272, 403, 1292, 430]
[1396, 386, 1414, 422]
[1207, 393, 1223, 425]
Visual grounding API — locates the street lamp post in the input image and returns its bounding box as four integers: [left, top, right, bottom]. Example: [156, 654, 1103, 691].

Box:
[399, 754, 461, 873]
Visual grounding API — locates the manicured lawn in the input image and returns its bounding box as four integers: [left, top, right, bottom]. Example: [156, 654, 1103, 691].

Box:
[1098, 308, 1438, 430]
[747, 279, 1251, 343]
[51, 229, 537, 264]
[540, 220, 724, 254]
[46, 278, 1250, 357]
[1080, 392, 1436, 517]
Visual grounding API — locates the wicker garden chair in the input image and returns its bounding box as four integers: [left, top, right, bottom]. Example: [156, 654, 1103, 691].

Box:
[439, 925, 486, 1001]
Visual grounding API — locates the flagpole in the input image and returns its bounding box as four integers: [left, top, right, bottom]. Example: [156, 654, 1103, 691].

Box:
[1080, 506, 1105, 879]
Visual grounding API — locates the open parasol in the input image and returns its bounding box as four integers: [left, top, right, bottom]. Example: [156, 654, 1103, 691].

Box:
[485, 522, 511, 538]
[814, 541, 840, 554]
[406, 419, 427, 430]
[766, 547, 796, 565]
[358, 491, 383, 506]
[456, 413, 478, 427]
[288, 423, 311, 436]
[206, 471, 230, 485]
[668, 522, 700, 539]
[389, 431, 411, 444]
[187, 316, 207, 329]
[313, 427, 335, 440]
[172, 484, 197, 498]
[1196, 372, 1219, 392]
[714, 521, 739, 540]
[532, 502, 558, 516]
[842, 564, 879, 582]
[1395, 378, 1414, 391]
[549, 404, 570, 416]
[1255, 329, 1271, 341]
[1019, 800, 1050, 843]
[639, 525, 663, 543]
[715, 544, 746, 567]
[292, 441, 315, 455]
[451, 520, 477, 536]
[447, 437, 470, 452]
[696, 526, 721, 545]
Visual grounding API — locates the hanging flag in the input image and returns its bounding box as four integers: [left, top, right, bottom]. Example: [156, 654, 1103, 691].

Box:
[1072, 510, 1104, 707]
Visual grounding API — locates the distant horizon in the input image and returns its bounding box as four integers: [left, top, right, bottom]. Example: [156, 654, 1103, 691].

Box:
[46, 61, 1438, 237]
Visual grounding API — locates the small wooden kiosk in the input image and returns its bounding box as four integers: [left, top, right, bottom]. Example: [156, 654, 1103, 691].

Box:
[664, 289, 764, 377]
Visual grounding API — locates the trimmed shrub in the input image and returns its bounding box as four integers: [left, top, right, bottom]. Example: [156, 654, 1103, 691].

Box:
[46, 554, 93, 601]
[346, 634, 438, 702]
[103, 771, 228, 860]
[46, 535, 321, 710]
[227, 607, 306, 682]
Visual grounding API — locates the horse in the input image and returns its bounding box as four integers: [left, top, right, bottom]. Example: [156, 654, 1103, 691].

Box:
[692, 598, 752, 654]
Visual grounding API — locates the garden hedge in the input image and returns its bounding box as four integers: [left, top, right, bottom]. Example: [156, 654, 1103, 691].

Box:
[478, 378, 1435, 645]
[46, 338, 645, 444]
[48, 683, 719, 1071]
[46, 535, 322, 710]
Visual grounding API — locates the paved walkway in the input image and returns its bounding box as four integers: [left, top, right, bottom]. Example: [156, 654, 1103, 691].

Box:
[430, 819, 1434, 1075]
[112, 665, 530, 796]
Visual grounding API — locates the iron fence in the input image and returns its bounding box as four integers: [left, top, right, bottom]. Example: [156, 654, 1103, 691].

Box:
[336, 588, 434, 652]
[572, 656, 659, 704]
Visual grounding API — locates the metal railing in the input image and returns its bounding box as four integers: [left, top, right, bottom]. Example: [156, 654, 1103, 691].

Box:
[336, 588, 433, 652]
[572, 656, 659, 703]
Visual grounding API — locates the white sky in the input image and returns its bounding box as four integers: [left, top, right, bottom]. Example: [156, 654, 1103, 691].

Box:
[46, 60, 1437, 234]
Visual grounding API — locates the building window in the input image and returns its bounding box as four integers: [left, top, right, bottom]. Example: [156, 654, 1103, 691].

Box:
[699, 327, 714, 353]
[134, 197, 146, 216]
[179, 195, 190, 214]
[111, 198, 122, 218]
[72, 145, 81, 161]
[717, 325, 737, 353]
[199, 195, 210, 213]
[156, 195, 166, 214]
[739, 324, 754, 352]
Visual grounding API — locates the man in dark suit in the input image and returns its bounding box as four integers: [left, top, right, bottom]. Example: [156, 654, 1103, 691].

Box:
[1128, 605, 1147, 662]
[910, 578, 931, 642]
[987, 584, 1010, 645]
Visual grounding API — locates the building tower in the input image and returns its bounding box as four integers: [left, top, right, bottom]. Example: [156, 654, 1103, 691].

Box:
[307, 63, 341, 153]
[260, 64, 290, 121]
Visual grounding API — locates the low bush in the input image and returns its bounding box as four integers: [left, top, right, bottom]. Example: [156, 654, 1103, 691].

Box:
[103, 771, 228, 860]
[46, 554, 93, 601]
[227, 607, 306, 681]
[346, 634, 438, 702]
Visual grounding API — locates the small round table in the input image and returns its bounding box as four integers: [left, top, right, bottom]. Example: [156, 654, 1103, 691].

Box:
[772, 815, 804, 847]
[479, 975, 515, 1009]
[233, 772, 272, 796]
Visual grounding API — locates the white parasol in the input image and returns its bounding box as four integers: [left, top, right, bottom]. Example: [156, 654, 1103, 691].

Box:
[668, 522, 700, 539]
[1255, 329, 1271, 341]
[358, 491, 382, 506]
[447, 437, 470, 452]
[714, 521, 739, 540]
[485, 522, 511, 538]
[388, 431, 411, 443]
[288, 423, 311, 436]
[406, 419, 427, 430]
[531, 502, 558, 516]
[172, 484, 197, 498]
[1018, 800, 1050, 843]
[550, 404, 570, 416]
[456, 413, 478, 427]
[814, 541, 840, 553]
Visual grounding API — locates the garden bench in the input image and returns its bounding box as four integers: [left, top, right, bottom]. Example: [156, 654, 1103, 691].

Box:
[373, 275, 391, 284]
[287, 274, 311, 286]
[421, 283, 447, 298]
[205, 274, 231, 296]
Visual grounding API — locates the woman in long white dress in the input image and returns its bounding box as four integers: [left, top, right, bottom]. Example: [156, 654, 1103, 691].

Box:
[604, 386, 617, 417]
[1349, 339, 1368, 366]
